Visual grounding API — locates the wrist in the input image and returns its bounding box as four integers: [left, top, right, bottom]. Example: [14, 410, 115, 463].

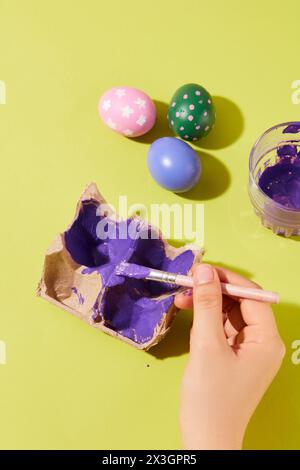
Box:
[181, 421, 245, 450]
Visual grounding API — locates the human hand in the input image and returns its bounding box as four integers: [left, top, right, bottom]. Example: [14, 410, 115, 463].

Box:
[175, 264, 285, 450]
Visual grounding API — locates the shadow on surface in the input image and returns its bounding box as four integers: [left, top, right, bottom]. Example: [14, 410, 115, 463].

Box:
[195, 96, 244, 150]
[178, 150, 231, 201]
[150, 298, 300, 449]
[149, 308, 192, 359]
[244, 301, 300, 449]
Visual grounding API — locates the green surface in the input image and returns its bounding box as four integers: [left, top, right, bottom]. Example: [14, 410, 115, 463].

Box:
[0, 0, 300, 450]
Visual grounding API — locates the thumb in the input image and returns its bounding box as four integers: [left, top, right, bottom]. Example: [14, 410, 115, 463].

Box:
[191, 264, 226, 347]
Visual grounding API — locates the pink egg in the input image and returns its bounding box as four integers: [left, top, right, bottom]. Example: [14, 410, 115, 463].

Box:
[98, 87, 156, 137]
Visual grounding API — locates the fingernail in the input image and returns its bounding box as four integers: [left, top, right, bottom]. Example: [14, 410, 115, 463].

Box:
[183, 289, 193, 296]
[194, 264, 214, 285]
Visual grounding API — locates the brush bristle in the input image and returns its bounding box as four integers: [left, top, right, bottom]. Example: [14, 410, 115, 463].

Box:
[115, 261, 129, 276]
[115, 262, 151, 280]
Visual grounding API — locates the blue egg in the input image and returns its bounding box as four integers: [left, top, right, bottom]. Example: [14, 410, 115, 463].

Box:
[147, 137, 201, 192]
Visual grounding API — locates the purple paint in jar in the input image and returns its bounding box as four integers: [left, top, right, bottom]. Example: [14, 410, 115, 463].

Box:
[249, 122, 300, 237]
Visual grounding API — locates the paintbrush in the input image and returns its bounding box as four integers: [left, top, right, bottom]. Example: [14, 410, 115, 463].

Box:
[115, 262, 279, 304]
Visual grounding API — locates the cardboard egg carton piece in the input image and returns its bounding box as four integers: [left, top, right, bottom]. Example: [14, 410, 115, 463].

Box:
[37, 183, 202, 350]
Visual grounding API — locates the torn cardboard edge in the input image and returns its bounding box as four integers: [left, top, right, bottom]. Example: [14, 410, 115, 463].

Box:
[37, 182, 203, 350]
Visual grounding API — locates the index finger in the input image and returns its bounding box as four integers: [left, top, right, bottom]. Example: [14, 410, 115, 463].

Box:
[215, 266, 278, 332]
[240, 299, 279, 332]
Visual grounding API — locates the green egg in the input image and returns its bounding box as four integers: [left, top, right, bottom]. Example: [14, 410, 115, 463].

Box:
[167, 83, 215, 142]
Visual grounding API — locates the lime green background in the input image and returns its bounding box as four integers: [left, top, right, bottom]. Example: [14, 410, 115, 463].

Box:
[0, 0, 300, 450]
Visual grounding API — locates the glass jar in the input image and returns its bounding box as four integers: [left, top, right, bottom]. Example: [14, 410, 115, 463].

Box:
[248, 122, 300, 237]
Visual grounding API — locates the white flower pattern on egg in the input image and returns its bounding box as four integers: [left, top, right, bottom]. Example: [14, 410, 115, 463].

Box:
[123, 129, 133, 136]
[136, 115, 147, 126]
[122, 105, 134, 118]
[99, 87, 156, 137]
[107, 117, 117, 129]
[102, 100, 111, 111]
[115, 88, 126, 98]
[134, 98, 146, 109]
